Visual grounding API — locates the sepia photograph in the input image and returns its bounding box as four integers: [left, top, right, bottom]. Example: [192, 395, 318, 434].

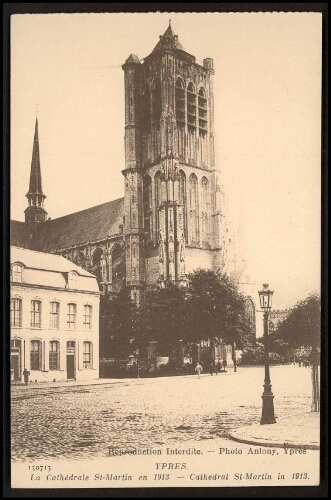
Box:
[8, 9, 323, 491]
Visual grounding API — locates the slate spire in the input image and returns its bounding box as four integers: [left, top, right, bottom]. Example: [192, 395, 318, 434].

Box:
[27, 118, 44, 197]
[25, 118, 48, 224]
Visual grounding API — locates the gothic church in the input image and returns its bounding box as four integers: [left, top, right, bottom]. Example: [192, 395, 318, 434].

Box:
[11, 23, 251, 328]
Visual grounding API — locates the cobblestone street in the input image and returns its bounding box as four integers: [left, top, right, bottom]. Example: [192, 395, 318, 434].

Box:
[11, 365, 314, 462]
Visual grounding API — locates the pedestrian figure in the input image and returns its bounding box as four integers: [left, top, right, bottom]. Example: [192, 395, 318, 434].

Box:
[219, 359, 223, 372]
[195, 362, 203, 379]
[23, 368, 30, 386]
[210, 361, 215, 376]
[223, 358, 227, 372]
[215, 362, 219, 375]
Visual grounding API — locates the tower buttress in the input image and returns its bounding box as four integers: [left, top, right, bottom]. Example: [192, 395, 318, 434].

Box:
[25, 118, 48, 224]
[122, 55, 145, 303]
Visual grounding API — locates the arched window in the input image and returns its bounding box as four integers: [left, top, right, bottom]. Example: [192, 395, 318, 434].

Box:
[91, 248, 103, 281]
[187, 83, 196, 129]
[11, 263, 23, 283]
[188, 173, 199, 244]
[178, 170, 188, 242]
[187, 83, 196, 163]
[141, 84, 151, 132]
[49, 341, 60, 371]
[112, 244, 125, 293]
[30, 340, 42, 371]
[49, 302, 60, 329]
[244, 297, 256, 344]
[83, 305, 92, 330]
[245, 297, 256, 326]
[11, 298, 22, 328]
[143, 175, 153, 240]
[175, 79, 185, 160]
[30, 300, 41, 328]
[175, 79, 185, 124]
[200, 177, 209, 245]
[198, 87, 208, 136]
[83, 341, 92, 369]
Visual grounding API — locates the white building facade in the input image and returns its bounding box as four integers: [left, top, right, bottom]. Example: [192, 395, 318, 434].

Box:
[10, 246, 100, 383]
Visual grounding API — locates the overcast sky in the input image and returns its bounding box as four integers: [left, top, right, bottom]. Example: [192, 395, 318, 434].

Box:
[10, 12, 321, 320]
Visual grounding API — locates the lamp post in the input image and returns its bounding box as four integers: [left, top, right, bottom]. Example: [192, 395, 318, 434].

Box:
[233, 340, 237, 372]
[258, 283, 276, 425]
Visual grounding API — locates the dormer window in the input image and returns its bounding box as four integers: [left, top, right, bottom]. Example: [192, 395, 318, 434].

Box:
[68, 271, 77, 289]
[11, 264, 23, 283]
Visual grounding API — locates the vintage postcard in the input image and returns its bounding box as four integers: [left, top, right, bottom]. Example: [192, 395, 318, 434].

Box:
[9, 11, 322, 490]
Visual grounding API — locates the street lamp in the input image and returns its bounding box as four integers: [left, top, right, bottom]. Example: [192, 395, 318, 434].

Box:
[258, 283, 276, 425]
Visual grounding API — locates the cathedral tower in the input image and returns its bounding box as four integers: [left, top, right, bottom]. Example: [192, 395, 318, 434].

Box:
[123, 22, 226, 290]
[24, 118, 48, 224]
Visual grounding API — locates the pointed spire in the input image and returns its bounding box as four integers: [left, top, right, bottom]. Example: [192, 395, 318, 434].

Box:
[152, 22, 184, 54]
[25, 118, 47, 224]
[163, 19, 174, 36]
[26, 118, 44, 197]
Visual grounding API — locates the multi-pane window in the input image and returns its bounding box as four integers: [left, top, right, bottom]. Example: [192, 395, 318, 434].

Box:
[11, 264, 23, 282]
[198, 87, 208, 136]
[49, 341, 60, 370]
[50, 302, 60, 329]
[187, 83, 197, 129]
[83, 342, 92, 369]
[11, 298, 22, 327]
[30, 340, 42, 370]
[83, 305, 92, 330]
[30, 300, 42, 328]
[67, 303, 76, 329]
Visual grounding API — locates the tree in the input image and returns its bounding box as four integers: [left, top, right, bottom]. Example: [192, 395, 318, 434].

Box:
[241, 341, 286, 365]
[185, 269, 250, 351]
[100, 288, 140, 361]
[275, 293, 321, 411]
[143, 281, 187, 357]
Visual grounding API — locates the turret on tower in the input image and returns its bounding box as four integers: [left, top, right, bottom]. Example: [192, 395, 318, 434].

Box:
[24, 118, 48, 224]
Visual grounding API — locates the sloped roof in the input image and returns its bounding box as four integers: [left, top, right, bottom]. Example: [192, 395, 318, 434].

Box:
[32, 197, 124, 253]
[11, 246, 95, 277]
[10, 221, 35, 249]
[124, 54, 140, 65]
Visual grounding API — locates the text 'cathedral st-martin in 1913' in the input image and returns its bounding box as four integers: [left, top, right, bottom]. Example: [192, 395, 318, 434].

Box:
[10, 22, 257, 346]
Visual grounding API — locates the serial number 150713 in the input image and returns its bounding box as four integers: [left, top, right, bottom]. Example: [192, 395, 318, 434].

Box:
[28, 465, 52, 472]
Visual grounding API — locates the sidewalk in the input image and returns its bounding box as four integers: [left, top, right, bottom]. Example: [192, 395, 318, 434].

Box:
[228, 411, 320, 450]
[10, 371, 230, 390]
[11, 378, 127, 389]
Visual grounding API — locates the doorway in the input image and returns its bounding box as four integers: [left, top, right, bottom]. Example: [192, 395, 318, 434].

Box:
[66, 341, 76, 380]
[11, 354, 20, 381]
[10, 340, 22, 381]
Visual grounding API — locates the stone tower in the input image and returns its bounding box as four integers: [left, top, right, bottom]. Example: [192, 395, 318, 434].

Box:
[123, 22, 226, 294]
[24, 118, 48, 224]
